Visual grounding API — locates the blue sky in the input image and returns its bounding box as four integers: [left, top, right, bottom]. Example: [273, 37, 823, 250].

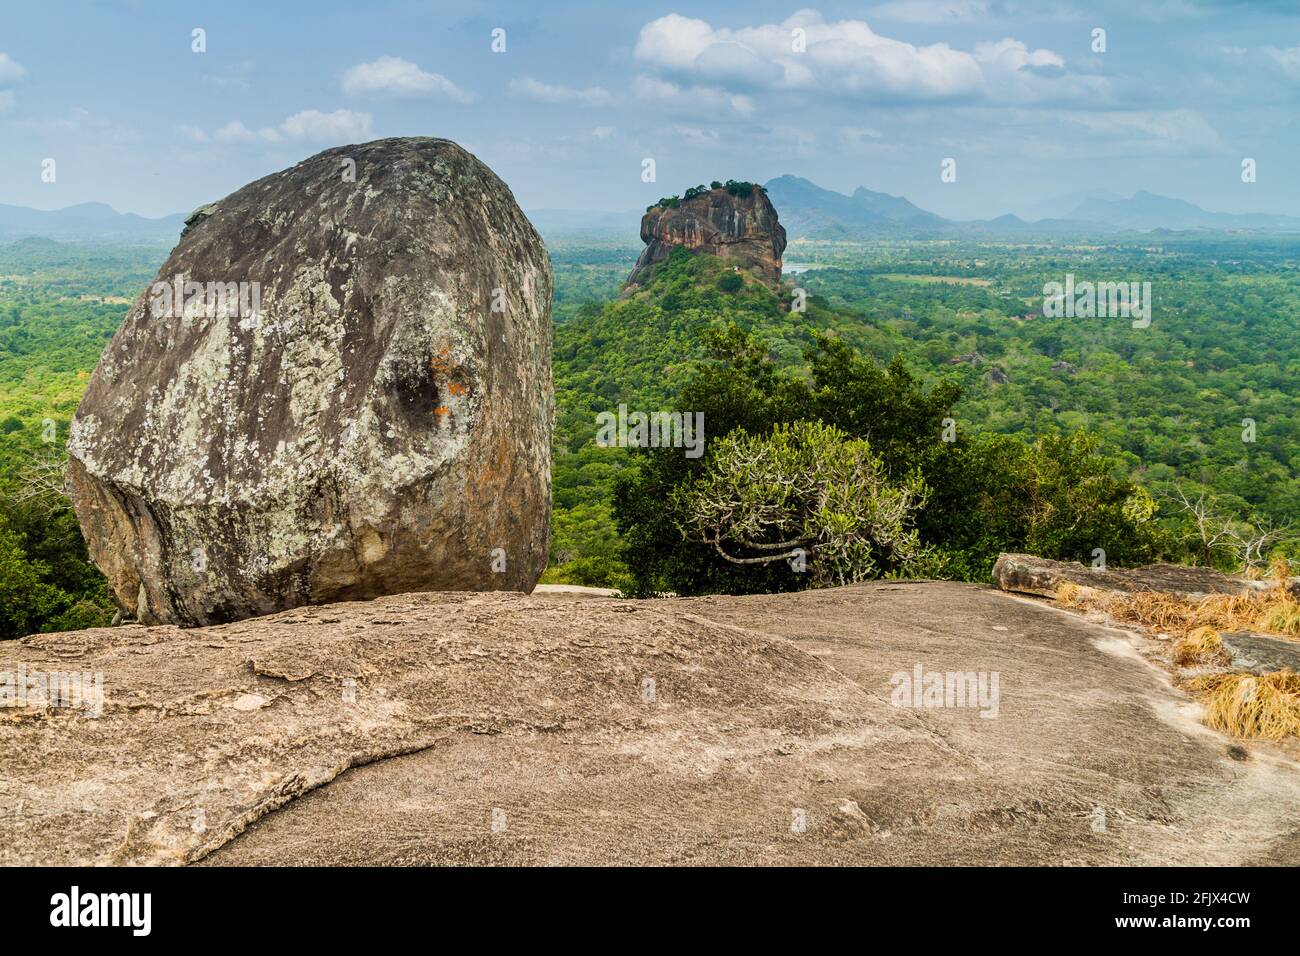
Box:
[2, 0, 1299, 220]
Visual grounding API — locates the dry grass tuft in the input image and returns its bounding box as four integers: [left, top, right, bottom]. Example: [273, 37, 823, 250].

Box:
[1052, 560, 1300, 739]
[1257, 601, 1300, 638]
[1172, 626, 1227, 667]
[1055, 582, 1082, 605]
[1187, 671, 1300, 740]
[1067, 583, 1300, 640]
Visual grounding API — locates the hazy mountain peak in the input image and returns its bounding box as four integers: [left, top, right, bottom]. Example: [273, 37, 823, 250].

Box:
[0, 202, 184, 242]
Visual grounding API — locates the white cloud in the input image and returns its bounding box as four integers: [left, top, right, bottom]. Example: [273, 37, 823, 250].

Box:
[974, 38, 1063, 72]
[0, 53, 26, 84]
[671, 125, 722, 147]
[341, 56, 474, 103]
[181, 109, 372, 147]
[632, 74, 754, 115]
[1057, 109, 1226, 155]
[867, 0, 991, 24]
[1266, 45, 1300, 81]
[213, 120, 281, 144]
[280, 109, 372, 141]
[509, 76, 615, 107]
[633, 10, 1095, 104]
[590, 125, 616, 140]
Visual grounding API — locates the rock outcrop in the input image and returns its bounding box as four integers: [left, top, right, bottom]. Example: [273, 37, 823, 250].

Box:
[626, 184, 786, 288]
[993, 553, 1300, 602]
[4, 583, 1297, 866]
[67, 138, 553, 626]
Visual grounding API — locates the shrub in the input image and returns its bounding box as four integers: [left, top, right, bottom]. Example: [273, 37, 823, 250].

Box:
[614, 326, 1169, 596]
[673, 421, 931, 587]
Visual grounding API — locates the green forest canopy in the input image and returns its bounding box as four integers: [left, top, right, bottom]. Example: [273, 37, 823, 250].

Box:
[0, 232, 1296, 633]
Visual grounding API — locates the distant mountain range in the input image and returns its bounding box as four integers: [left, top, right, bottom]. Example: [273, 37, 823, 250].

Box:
[763, 175, 1300, 239]
[5, 183, 1300, 246]
[1062, 190, 1300, 233]
[762, 175, 945, 238]
[0, 202, 184, 243]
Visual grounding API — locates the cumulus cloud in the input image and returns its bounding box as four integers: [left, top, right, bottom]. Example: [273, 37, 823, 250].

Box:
[341, 56, 474, 103]
[974, 38, 1063, 73]
[180, 109, 372, 146]
[632, 74, 754, 115]
[509, 77, 615, 107]
[281, 108, 372, 141]
[0, 53, 26, 84]
[202, 121, 275, 144]
[633, 10, 1096, 104]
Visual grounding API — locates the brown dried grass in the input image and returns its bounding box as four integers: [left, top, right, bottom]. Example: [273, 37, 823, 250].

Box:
[1186, 671, 1300, 740]
[1059, 572, 1300, 640]
[1171, 626, 1228, 667]
[1056, 563, 1300, 739]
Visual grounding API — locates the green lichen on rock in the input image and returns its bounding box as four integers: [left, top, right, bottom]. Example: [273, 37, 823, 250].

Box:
[68, 138, 554, 626]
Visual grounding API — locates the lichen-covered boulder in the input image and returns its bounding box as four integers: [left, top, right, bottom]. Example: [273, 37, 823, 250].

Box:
[68, 138, 553, 625]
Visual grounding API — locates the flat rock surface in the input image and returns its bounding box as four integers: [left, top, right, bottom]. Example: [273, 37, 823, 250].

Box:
[4, 582, 1295, 866]
[1220, 631, 1300, 675]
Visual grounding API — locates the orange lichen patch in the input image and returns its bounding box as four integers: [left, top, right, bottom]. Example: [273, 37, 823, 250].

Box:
[447, 382, 468, 396]
[429, 348, 457, 377]
[433, 406, 450, 418]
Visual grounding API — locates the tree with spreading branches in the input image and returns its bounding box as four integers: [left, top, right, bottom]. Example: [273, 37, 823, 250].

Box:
[672, 420, 932, 587]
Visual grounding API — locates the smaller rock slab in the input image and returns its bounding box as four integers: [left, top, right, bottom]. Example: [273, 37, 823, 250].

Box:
[993, 553, 1298, 602]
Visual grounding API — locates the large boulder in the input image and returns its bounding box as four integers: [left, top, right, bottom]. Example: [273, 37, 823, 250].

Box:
[67, 138, 553, 626]
[626, 184, 786, 288]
